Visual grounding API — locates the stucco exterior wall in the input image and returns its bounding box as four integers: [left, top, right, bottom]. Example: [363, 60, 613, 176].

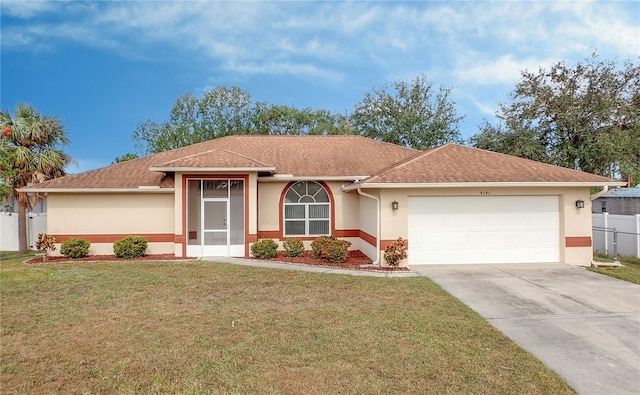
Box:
[326, 181, 359, 231]
[174, 173, 183, 234]
[375, 186, 594, 266]
[47, 192, 175, 256]
[48, 193, 174, 234]
[356, 190, 379, 261]
[174, 173, 183, 255]
[248, 173, 258, 236]
[561, 188, 594, 265]
[257, 182, 282, 232]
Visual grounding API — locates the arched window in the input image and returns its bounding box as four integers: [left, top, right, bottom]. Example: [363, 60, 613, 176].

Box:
[283, 181, 330, 236]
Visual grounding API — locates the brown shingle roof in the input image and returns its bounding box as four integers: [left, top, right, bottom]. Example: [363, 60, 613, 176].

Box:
[152, 149, 275, 169]
[25, 135, 419, 190]
[23, 138, 621, 191]
[358, 144, 619, 185]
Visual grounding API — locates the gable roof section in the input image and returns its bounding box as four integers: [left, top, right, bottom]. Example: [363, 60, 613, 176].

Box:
[149, 148, 275, 171]
[22, 135, 419, 191]
[346, 144, 623, 189]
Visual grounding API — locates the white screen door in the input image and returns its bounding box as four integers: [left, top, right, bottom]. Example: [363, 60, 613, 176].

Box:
[203, 199, 228, 256]
[186, 179, 244, 257]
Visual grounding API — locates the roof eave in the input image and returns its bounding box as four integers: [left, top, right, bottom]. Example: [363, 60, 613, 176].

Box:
[16, 187, 176, 194]
[259, 175, 369, 182]
[343, 180, 627, 191]
[149, 166, 276, 173]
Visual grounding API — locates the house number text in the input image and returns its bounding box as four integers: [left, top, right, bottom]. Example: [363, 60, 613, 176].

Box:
[480, 191, 491, 195]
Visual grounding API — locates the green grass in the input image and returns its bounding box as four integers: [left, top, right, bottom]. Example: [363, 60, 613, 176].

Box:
[0, 250, 37, 261]
[1, 257, 574, 394]
[589, 253, 640, 285]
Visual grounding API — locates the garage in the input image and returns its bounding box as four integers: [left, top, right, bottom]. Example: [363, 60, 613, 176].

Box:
[408, 196, 560, 264]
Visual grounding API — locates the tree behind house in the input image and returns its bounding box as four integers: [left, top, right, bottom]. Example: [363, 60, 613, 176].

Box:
[470, 55, 640, 184]
[131, 76, 464, 155]
[350, 73, 464, 150]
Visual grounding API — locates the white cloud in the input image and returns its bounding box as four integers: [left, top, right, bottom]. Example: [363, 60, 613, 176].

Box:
[469, 97, 498, 118]
[3, 1, 637, 83]
[226, 61, 344, 83]
[455, 54, 555, 85]
[551, 2, 640, 56]
[0, 0, 61, 18]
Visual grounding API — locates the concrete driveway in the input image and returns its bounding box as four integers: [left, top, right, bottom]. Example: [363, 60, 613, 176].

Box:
[411, 263, 640, 395]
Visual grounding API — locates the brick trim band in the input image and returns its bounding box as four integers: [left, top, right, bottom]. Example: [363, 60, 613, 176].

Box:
[565, 236, 592, 247]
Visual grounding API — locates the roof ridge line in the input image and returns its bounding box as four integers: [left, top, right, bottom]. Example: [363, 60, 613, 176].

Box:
[157, 147, 274, 168]
[361, 144, 449, 182]
[159, 148, 222, 165]
[217, 148, 274, 167]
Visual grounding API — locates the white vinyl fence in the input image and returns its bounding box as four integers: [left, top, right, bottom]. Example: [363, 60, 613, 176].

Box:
[593, 213, 640, 258]
[0, 212, 47, 251]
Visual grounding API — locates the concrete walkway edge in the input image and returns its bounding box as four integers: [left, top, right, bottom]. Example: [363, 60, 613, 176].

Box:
[201, 256, 420, 277]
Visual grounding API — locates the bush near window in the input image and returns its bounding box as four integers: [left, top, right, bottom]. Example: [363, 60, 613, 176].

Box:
[311, 235, 351, 263]
[60, 238, 91, 258]
[384, 237, 408, 268]
[251, 239, 278, 259]
[283, 238, 304, 257]
[113, 235, 148, 259]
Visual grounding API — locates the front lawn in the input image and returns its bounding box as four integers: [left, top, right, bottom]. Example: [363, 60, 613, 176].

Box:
[1, 257, 574, 394]
[589, 254, 640, 284]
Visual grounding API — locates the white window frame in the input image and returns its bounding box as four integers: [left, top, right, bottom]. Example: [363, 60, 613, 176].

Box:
[283, 181, 331, 237]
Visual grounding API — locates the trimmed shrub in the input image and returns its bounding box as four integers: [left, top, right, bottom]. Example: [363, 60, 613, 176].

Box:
[60, 238, 91, 258]
[311, 235, 351, 263]
[251, 239, 278, 259]
[283, 238, 304, 257]
[113, 235, 148, 259]
[384, 237, 408, 268]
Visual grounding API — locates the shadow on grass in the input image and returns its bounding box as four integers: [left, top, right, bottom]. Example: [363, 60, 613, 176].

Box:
[0, 250, 37, 262]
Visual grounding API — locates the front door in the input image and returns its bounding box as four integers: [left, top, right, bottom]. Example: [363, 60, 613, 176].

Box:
[186, 179, 245, 257]
[203, 199, 228, 256]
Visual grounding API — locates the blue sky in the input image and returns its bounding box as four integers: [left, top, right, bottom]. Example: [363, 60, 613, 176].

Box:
[2, 1, 639, 173]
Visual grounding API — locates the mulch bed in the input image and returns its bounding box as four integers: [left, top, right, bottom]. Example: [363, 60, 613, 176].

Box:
[25, 250, 409, 271]
[258, 250, 409, 272]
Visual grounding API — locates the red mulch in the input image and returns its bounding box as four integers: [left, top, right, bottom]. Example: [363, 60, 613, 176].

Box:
[25, 250, 409, 272]
[258, 250, 409, 272]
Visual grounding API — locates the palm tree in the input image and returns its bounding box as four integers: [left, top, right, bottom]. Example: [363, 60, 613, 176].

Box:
[0, 104, 73, 253]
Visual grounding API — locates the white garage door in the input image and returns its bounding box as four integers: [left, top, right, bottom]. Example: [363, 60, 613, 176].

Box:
[408, 196, 559, 264]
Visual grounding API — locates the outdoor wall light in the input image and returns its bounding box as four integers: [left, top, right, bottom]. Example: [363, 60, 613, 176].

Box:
[575, 199, 585, 209]
[392, 200, 399, 210]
